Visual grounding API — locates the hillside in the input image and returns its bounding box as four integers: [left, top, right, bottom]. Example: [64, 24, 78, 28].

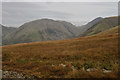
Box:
[78, 17, 103, 34]
[3, 19, 80, 45]
[97, 26, 119, 35]
[2, 30, 119, 78]
[2, 25, 17, 38]
[2, 16, 118, 45]
[79, 16, 118, 37]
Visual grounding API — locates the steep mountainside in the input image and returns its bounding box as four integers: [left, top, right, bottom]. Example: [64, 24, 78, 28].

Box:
[2, 25, 17, 37]
[79, 16, 118, 37]
[3, 19, 80, 45]
[0, 24, 17, 45]
[78, 17, 103, 34]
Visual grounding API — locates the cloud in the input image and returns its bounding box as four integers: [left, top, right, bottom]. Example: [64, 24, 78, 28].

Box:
[2, 2, 118, 27]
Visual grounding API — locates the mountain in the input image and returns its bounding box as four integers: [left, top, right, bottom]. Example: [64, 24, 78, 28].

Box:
[2, 16, 118, 45]
[2, 25, 17, 37]
[78, 17, 103, 34]
[1, 25, 17, 45]
[79, 16, 118, 37]
[3, 19, 80, 45]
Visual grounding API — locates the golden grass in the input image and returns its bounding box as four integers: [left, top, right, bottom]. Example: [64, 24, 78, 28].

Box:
[2, 33, 119, 78]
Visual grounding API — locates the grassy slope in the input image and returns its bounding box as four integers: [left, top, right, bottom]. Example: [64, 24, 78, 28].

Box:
[96, 26, 119, 35]
[2, 29, 119, 78]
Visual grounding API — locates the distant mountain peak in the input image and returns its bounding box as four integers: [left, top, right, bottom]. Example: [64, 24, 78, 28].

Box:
[2, 16, 118, 45]
[87, 17, 103, 25]
[95, 17, 103, 19]
[79, 16, 118, 37]
[3, 19, 80, 45]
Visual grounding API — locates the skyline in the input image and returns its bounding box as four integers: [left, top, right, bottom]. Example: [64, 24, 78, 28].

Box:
[2, 2, 118, 27]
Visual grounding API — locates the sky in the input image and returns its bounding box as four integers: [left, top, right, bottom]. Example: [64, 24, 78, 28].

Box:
[1, 0, 118, 27]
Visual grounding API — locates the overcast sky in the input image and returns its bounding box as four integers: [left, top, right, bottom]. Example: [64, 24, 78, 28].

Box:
[2, 2, 118, 27]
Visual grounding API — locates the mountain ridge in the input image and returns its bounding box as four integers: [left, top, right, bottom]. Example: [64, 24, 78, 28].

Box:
[2, 16, 118, 45]
[2, 19, 80, 45]
[79, 16, 118, 37]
